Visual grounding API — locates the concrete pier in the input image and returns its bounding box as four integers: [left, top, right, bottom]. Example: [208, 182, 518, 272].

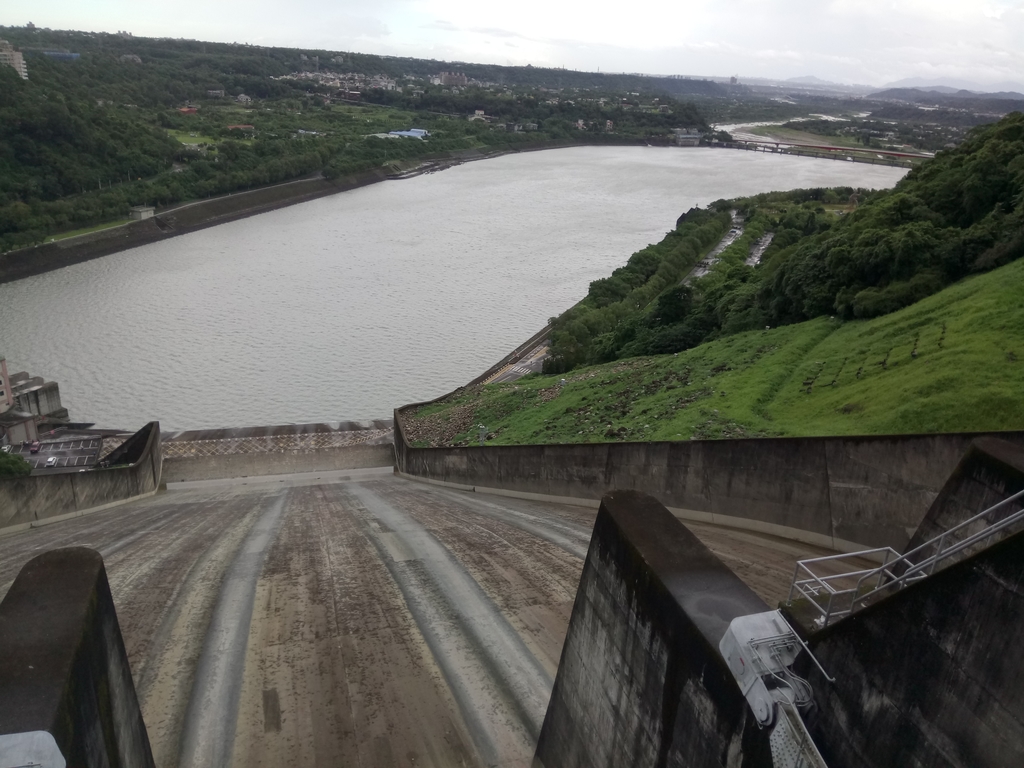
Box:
[534, 489, 774, 767]
[0, 548, 154, 768]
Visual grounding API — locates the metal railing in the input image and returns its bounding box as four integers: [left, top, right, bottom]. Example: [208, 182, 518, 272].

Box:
[788, 488, 1024, 628]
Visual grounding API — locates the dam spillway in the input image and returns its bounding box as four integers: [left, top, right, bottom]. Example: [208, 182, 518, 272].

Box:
[0, 467, 840, 768]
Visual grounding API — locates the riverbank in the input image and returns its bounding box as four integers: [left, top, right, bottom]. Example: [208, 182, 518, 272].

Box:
[399, 257, 1024, 447]
[0, 138, 647, 285]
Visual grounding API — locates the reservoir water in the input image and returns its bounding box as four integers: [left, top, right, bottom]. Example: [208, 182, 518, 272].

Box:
[0, 147, 906, 430]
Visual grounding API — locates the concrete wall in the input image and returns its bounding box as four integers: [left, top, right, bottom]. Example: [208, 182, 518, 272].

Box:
[395, 407, 1024, 551]
[0, 421, 162, 533]
[534, 490, 773, 767]
[162, 443, 394, 483]
[0, 548, 155, 768]
[0, 175, 376, 285]
[787, 525, 1024, 768]
[904, 436, 1024, 558]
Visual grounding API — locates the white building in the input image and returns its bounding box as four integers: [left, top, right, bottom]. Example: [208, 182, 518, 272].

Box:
[0, 40, 28, 79]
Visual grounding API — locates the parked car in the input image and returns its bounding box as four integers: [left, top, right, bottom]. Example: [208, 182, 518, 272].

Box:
[45, 456, 58, 467]
[29, 441, 41, 453]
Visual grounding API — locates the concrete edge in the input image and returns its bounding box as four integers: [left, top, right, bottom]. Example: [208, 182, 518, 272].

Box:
[0, 488, 162, 539]
[168, 464, 394, 490]
[703, 511, 836, 550]
[395, 471, 878, 553]
[392, 471, 476, 493]
[473, 484, 602, 508]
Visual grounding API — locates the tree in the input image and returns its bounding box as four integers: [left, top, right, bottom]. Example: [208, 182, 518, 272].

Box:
[0, 451, 31, 478]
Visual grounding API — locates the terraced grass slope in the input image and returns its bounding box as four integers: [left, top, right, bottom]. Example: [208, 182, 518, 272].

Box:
[403, 257, 1024, 446]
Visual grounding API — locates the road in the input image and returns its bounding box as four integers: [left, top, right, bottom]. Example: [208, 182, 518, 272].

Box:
[486, 343, 550, 385]
[0, 467, 850, 768]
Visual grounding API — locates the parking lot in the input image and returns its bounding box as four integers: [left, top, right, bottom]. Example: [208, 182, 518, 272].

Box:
[5, 437, 103, 471]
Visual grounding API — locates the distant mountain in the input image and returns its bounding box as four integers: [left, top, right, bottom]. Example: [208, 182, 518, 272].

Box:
[870, 87, 1024, 102]
[884, 76, 1024, 94]
[867, 88, 1024, 115]
[885, 77, 983, 91]
[914, 86, 964, 95]
[786, 76, 839, 86]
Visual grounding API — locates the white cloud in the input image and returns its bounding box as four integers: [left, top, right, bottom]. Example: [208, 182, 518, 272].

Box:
[8, 0, 1024, 86]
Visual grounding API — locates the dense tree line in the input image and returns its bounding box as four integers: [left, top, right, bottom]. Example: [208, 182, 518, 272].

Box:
[363, 87, 708, 136]
[543, 207, 732, 372]
[545, 112, 1024, 371]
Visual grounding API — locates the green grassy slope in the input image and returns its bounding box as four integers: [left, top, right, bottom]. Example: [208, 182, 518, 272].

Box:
[403, 257, 1024, 446]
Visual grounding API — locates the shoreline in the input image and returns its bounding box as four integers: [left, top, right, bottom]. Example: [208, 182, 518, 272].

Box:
[0, 136, 907, 286]
[0, 138, 650, 285]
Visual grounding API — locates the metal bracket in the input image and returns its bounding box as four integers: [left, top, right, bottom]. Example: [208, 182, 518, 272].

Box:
[720, 610, 830, 767]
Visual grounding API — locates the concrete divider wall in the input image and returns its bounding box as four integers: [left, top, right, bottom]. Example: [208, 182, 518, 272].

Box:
[534, 490, 773, 767]
[786, 525, 1024, 768]
[395, 406, 1024, 551]
[0, 422, 162, 532]
[0, 548, 155, 768]
[904, 437, 1024, 556]
[161, 443, 394, 483]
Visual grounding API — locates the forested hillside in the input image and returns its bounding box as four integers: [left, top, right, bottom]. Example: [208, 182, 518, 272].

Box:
[544, 112, 1024, 372]
[0, 26, 713, 251]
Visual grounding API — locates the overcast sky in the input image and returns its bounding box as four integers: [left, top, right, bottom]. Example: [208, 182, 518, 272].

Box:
[7, 0, 1024, 88]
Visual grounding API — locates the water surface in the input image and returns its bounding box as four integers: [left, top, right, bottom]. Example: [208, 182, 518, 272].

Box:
[0, 147, 906, 429]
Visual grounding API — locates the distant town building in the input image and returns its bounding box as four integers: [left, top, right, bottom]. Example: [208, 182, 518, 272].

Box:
[524, 122, 539, 131]
[673, 128, 702, 146]
[388, 128, 429, 139]
[0, 409, 37, 445]
[0, 39, 28, 79]
[178, 106, 198, 114]
[0, 357, 13, 412]
[605, 120, 614, 132]
[119, 54, 142, 64]
[236, 93, 253, 104]
[439, 71, 468, 86]
[8, 371, 66, 421]
[730, 76, 738, 85]
[0, 359, 68, 445]
[129, 205, 155, 221]
[206, 89, 225, 98]
[0, 357, 76, 445]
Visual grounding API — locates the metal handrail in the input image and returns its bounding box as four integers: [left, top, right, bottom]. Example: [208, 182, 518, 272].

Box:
[788, 488, 1024, 627]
